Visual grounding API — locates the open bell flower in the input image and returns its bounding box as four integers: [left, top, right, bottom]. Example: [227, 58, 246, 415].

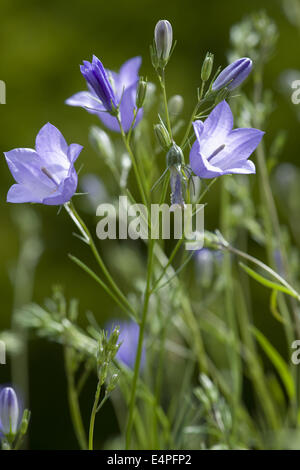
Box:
[0, 387, 19, 436]
[66, 56, 143, 133]
[212, 57, 252, 91]
[190, 100, 264, 179]
[4, 123, 82, 205]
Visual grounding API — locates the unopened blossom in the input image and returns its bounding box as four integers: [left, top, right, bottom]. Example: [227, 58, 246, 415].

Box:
[4, 123, 82, 205]
[107, 320, 145, 370]
[0, 387, 19, 436]
[154, 20, 173, 64]
[66, 56, 143, 133]
[212, 58, 252, 91]
[190, 100, 264, 179]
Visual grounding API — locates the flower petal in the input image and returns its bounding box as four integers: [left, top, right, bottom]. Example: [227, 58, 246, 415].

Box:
[67, 143, 83, 163]
[36, 122, 68, 157]
[42, 167, 78, 205]
[65, 91, 105, 114]
[199, 101, 233, 157]
[118, 56, 142, 89]
[190, 141, 223, 179]
[211, 128, 264, 169]
[7, 184, 45, 203]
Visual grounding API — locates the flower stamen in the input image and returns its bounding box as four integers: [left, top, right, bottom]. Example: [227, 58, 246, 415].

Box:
[207, 144, 225, 161]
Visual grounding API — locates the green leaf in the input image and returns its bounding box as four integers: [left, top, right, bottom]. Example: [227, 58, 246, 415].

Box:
[252, 327, 295, 400]
[239, 262, 298, 299]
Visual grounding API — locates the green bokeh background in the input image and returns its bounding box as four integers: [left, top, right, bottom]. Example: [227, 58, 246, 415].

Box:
[0, 0, 299, 449]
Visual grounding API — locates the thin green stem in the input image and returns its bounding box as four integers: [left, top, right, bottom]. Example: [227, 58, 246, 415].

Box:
[180, 81, 205, 148]
[64, 346, 87, 450]
[88, 381, 102, 450]
[117, 116, 148, 207]
[125, 238, 154, 449]
[159, 70, 172, 138]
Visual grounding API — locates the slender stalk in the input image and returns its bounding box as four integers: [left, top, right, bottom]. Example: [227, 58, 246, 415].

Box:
[117, 116, 148, 207]
[64, 346, 87, 450]
[125, 238, 154, 449]
[88, 381, 102, 450]
[180, 81, 205, 148]
[159, 70, 172, 138]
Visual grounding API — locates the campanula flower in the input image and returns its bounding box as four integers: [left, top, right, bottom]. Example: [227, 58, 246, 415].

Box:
[4, 123, 82, 205]
[190, 100, 264, 179]
[0, 387, 19, 436]
[212, 58, 252, 91]
[66, 56, 143, 133]
[106, 320, 145, 370]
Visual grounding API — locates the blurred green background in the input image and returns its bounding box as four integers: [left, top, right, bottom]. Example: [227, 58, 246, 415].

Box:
[0, 0, 299, 449]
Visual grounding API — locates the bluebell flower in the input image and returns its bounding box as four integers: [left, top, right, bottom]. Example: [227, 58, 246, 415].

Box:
[66, 56, 143, 133]
[0, 387, 20, 436]
[190, 100, 264, 179]
[212, 58, 252, 91]
[4, 123, 82, 205]
[106, 320, 145, 370]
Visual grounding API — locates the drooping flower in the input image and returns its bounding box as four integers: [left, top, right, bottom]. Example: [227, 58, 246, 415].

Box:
[212, 58, 252, 91]
[4, 123, 82, 205]
[190, 100, 264, 179]
[66, 56, 143, 133]
[106, 320, 145, 370]
[0, 387, 19, 436]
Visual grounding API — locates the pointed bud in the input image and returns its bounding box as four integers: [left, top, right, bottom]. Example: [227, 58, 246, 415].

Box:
[212, 57, 252, 91]
[136, 77, 148, 109]
[0, 387, 19, 436]
[201, 52, 214, 82]
[154, 20, 173, 68]
[154, 123, 172, 151]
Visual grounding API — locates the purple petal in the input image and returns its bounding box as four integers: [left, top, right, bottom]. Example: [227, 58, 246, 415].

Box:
[190, 141, 223, 179]
[118, 56, 142, 89]
[35, 122, 68, 158]
[65, 91, 105, 114]
[211, 128, 264, 169]
[6, 184, 45, 203]
[119, 84, 143, 133]
[42, 167, 78, 205]
[67, 143, 83, 163]
[4, 148, 56, 193]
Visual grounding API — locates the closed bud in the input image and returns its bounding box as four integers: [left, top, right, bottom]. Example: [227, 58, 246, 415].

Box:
[89, 126, 114, 162]
[20, 409, 31, 435]
[154, 20, 173, 68]
[136, 77, 148, 109]
[212, 57, 252, 91]
[166, 143, 184, 167]
[168, 95, 184, 119]
[154, 123, 172, 151]
[201, 52, 214, 82]
[0, 387, 19, 436]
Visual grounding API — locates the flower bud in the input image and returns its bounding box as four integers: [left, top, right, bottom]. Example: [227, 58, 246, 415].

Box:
[201, 52, 214, 82]
[136, 77, 148, 109]
[212, 57, 252, 91]
[154, 20, 173, 68]
[166, 143, 184, 167]
[89, 126, 114, 162]
[0, 387, 19, 436]
[154, 123, 172, 151]
[168, 95, 184, 119]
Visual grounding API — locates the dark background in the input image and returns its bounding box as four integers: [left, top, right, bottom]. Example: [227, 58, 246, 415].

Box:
[0, 0, 299, 449]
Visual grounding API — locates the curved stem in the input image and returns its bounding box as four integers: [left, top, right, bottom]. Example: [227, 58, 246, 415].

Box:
[88, 381, 101, 450]
[159, 70, 172, 138]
